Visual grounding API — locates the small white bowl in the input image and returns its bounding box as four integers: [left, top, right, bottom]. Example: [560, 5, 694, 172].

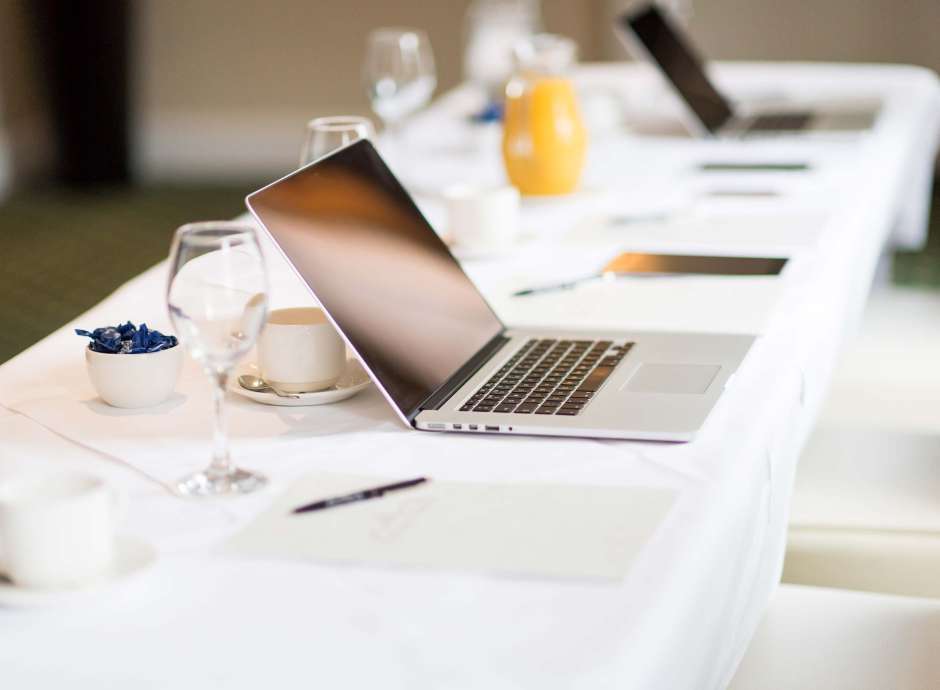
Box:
[85, 345, 183, 408]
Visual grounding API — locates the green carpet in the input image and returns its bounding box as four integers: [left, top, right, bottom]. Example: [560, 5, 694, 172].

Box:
[0, 185, 250, 363]
[893, 194, 940, 286]
[0, 181, 937, 365]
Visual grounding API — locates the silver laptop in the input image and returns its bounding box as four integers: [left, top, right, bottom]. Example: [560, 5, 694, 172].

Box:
[246, 140, 754, 442]
[616, 3, 878, 137]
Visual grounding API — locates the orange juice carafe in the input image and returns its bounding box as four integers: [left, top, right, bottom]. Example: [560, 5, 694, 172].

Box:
[502, 34, 587, 196]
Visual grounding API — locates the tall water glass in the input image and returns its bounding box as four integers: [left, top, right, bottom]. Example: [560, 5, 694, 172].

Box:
[363, 28, 436, 133]
[300, 116, 375, 166]
[166, 222, 269, 497]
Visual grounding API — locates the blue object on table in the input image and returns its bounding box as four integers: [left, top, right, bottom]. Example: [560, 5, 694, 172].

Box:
[75, 321, 178, 354]
[470, 100, 504, 123]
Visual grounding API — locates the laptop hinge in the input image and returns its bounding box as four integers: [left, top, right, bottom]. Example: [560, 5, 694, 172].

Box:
[410, 332, 510, 422]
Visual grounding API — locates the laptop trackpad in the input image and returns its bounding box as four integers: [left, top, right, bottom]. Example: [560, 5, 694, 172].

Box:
[623, 363, 721, 395]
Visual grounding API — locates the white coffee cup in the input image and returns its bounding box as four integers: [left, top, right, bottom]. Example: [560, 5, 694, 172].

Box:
[258, 307, 345, 393]
[444, 184, 520, 253]
[0, 472, 120, 590]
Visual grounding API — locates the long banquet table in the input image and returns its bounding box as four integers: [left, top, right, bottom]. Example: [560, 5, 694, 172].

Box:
[2, 63, 939, 689]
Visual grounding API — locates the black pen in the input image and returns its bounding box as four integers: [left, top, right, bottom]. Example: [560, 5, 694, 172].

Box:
[698, 162, 810, 172]
[512, 271, 669, 297]
[512, 273, 601, 297]
[706, 189, 780, 197]
[291, 477, 429, 515]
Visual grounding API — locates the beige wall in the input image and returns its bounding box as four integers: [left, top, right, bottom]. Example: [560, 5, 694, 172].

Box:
[688, 0, 940, 72]
[134, 0, 603, 181]
[601, 0, 940, 72]
[0, 0, 921, 183]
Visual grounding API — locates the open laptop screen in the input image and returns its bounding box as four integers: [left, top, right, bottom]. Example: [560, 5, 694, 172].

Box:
[623, 4, 734, 133]
[246, 140, 504, 421]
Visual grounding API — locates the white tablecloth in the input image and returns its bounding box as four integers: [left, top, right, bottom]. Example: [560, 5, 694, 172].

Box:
[1, 63, 938, 689]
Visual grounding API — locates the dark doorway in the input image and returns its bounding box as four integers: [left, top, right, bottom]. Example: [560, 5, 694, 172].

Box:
[31, 1, 131, 187]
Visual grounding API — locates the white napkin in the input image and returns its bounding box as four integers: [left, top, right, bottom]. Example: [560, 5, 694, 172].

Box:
[224, 472, 677, 581]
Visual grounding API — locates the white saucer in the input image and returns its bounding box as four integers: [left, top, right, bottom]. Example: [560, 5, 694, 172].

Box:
[232, 357, 371, 407]
[0, 536, 157, 608]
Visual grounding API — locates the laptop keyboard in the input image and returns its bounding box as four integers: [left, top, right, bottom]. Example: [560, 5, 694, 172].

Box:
[747, 112, 812, 132]
[459, 339, 634, 416]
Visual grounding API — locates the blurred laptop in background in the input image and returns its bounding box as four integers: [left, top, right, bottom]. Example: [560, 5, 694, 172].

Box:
[616, 2, 879, 137]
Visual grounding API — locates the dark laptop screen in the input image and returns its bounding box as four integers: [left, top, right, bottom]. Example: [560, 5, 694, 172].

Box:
[623, 4, 734, 133]
[246, 140, 504, 421]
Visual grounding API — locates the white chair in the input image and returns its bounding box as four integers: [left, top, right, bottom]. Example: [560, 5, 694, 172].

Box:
[784, 286, 940, 598]
[728, 584, 940, 690]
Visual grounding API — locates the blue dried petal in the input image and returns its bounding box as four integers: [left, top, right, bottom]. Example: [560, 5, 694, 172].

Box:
[90, 327, 124, 353]
[147, 330, 177, 352]
[76, 321, 177, 354]
[128, 323, 148, 352]
[141, 324, 176, 353]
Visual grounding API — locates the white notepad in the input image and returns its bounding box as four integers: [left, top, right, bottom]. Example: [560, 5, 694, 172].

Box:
[224, 473, 677, 581]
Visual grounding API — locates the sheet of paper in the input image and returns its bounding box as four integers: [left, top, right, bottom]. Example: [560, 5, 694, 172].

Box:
[224, 473, 677, 581]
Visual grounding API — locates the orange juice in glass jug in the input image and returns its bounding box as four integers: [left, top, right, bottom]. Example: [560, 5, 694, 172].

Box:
[502, 34, 587, 196]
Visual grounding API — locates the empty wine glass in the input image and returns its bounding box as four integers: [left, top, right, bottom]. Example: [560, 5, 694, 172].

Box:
[166, 221, 269, 497]
[363, 27, 436, 135]
[300, 115, 376, 166]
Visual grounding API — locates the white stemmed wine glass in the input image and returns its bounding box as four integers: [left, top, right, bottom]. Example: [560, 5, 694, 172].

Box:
[300, 115, 376, 166]
[166, 221, 269, 497]
[363, 27, 436, 136]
